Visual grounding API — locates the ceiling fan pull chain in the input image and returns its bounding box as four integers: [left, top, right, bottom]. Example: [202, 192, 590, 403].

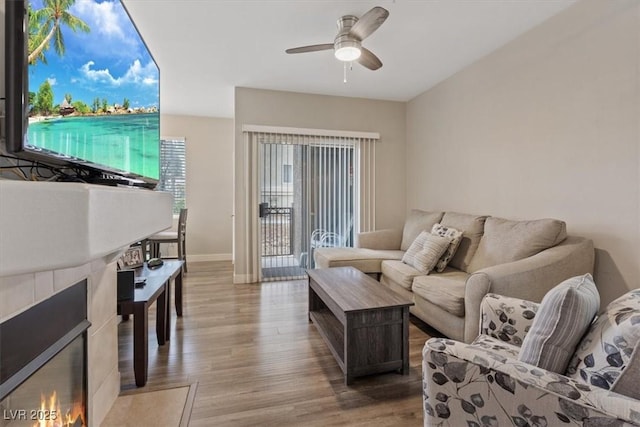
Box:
[343, 61, 355, 83]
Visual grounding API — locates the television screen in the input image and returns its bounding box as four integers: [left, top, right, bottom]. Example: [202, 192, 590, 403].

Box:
[5, 0, 160, 183]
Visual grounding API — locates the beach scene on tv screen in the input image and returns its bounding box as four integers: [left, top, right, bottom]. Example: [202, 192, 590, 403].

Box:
[27, 0, 160, 180]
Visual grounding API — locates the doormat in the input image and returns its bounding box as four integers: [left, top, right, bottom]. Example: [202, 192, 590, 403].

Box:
[262, 265, 306, 280]
[101, 382, 197, 427]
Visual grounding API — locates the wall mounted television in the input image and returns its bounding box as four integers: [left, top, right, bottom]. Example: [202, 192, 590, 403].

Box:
[5, 0, 160, 186]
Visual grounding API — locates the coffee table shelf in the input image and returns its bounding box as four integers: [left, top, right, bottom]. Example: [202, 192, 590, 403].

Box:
[307, 267, 414, 385]
[309, 308, 346, 369]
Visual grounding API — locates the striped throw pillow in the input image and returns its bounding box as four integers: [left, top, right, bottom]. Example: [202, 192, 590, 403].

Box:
[518, 274, 600, 373]
[401, 231, 451, 275]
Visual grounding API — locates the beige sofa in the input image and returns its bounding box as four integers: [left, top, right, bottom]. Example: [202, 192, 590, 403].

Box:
[314, 210, 594, 343]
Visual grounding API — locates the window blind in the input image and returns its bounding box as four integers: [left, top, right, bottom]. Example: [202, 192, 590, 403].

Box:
[158, 138, 186, 214]
[247, 130, 377, 281]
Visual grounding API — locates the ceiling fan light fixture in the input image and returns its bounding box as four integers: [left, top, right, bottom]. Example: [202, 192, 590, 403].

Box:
[334, 38, 361, 62]
[286, 7, 388, 70]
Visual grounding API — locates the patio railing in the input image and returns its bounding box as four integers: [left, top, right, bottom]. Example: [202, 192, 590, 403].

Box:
[261, 207, 294, 256]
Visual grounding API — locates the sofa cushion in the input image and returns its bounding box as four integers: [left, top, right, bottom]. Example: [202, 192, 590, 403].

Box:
[401, 231, 451, 274]
[468, 217, 567, 272]
[440, 212, 487, 272]
[313, 247, 404, 273]
[431, 223, 463, 273]
[381, 260, 423, 290]
[411, 269, 469, 317]
[566, 289, 640, 399]
[400, 209, 444, 251]
[519, 274, 599, 374]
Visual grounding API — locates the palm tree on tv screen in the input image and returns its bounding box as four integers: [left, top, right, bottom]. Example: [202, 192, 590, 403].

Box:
[28, 0, 90, 65]
[28, 3, 48, 65]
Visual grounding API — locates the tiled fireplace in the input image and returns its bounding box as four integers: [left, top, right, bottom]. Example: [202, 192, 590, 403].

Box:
[0, 181, 172, 426]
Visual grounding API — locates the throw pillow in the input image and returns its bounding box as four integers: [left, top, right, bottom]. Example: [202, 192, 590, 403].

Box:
[518, 274, 600, 373]
[400, 210, 444, 251]
[401, 231, 451, 275]
[430, 223, 463, 273]
[565, 289, 640, 398]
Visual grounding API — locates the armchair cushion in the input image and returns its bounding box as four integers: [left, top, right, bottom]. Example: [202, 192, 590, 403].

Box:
[468, 217, 567, 272]
[400, 209, 444, 251]
[566, 289, 640, 399]
[423, 337, 640, 426]
[519, 274, 600, 373]
[480, 294, 539, 347]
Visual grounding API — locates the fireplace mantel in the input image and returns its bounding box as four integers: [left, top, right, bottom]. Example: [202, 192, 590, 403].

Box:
[0, 180, 173, 277]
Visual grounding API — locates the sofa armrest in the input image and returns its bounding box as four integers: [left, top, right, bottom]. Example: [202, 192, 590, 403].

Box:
[355, 228, 402, 250]
[423, 338, 640, 426]
[480, 294, 539, 347]
[463, 236, 594, 342]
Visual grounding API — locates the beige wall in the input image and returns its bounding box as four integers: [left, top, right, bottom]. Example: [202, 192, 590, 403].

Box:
[234, 87, 406, 282]
[161, 114, 234, 260]
[406, 0, 639, 305]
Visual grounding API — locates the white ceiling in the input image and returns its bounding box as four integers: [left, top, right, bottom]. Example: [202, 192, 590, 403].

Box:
[124, 0, 577, 118]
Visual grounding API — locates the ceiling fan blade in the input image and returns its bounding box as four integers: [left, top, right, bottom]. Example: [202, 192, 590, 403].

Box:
[349, 6, 389, 41]
[285, 43, 334, 54]
[358, 47, 382, 70]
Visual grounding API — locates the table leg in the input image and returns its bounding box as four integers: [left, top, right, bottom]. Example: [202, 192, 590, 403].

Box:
[402, 308, 410, 375]
[175, 268, 183, 316]
[133, 302, 149, 387]
[156, 287, 167, 345]
[344, 316, 355, 386]
[164, 279, 172, 341]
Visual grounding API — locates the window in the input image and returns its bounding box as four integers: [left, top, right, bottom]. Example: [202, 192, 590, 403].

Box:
[158, 138, 186, 214]
[282, 164, 292, 183]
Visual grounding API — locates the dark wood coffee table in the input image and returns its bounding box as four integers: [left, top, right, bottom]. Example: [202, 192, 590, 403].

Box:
[307, 266, 414, 385]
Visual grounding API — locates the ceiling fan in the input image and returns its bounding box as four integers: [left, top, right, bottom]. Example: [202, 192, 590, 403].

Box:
[285, 6, 389, 71]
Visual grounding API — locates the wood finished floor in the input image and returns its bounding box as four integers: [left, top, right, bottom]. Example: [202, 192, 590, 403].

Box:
[116, 261, 440, 426]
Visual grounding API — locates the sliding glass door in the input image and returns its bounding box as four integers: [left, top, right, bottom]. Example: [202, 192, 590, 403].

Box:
[259, 136, 355, 281]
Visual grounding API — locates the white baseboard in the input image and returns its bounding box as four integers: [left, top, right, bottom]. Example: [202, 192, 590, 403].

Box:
[188, 253, 233, 262]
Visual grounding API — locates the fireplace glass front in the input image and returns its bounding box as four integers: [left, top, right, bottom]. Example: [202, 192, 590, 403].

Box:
[0, 280, 88, 427]
[0, 332, 86, 427]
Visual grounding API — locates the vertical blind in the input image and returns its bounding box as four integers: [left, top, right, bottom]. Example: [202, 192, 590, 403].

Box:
[158, 138, 186, 214]
[246, 129, 377, 281]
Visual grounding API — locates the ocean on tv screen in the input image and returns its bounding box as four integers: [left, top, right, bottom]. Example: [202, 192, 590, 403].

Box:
[26, 0, 160, 179]
[27, 113, 160, 179]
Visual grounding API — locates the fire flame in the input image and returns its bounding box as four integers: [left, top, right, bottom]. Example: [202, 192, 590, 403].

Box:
[32, 390, 85, 427]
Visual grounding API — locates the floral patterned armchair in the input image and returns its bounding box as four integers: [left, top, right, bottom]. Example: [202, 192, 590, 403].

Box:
[422, 291, 640, 426]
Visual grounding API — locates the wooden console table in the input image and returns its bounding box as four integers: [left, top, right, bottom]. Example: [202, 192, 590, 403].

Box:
[307, 267, 414, 385]
[117, 260, 184, 386]
[136, 260, 185, 317]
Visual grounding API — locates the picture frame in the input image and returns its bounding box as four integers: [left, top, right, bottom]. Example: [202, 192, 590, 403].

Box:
[120, 246, 144, 269]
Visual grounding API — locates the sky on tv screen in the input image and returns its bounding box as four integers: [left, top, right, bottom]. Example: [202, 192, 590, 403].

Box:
[29, 0, 159, 110]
